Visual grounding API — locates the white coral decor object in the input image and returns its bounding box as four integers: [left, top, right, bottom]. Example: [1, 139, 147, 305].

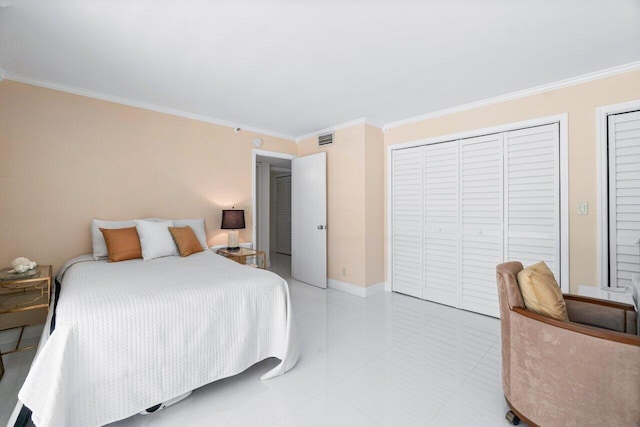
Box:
[10, 257, 37, 273]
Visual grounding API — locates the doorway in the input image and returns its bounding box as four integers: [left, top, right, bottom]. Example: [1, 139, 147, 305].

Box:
[252, 149, 328, 288]
[253, 150, 294, 276]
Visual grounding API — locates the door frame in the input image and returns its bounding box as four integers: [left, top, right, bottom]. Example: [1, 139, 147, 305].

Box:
[386, 113, 569, 293]
[251, 149, 297, 262]
[596, 99, 640, 289]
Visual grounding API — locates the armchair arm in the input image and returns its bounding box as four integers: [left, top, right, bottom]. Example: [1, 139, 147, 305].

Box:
[512, 307, 640, 346]
[563, 294, 637, 334]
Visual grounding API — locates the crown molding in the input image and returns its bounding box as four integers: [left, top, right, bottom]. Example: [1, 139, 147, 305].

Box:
[295, 117, 383, 143]
[3, 71, 297, 141]
[384, 60, 640, 131]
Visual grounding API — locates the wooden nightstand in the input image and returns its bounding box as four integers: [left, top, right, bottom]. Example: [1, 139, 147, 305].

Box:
[216, 248, 267, 269]
[0, 264, 52, 380]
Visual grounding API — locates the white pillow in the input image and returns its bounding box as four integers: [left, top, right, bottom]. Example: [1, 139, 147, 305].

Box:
[135, 220, 177, 261]
[91, 219, 137, 260]
[145, 218, 208, 249]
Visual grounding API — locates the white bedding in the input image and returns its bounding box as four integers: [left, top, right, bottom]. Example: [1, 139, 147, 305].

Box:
[15, 251, 298, 427]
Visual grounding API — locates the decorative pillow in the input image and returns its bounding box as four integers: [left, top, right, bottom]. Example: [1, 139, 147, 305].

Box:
[99, 227, 142, 262]
[91, 219, 136, 259]
[169, 226, 205, 257]
[146, 218, 208, 249]
[135, 220, 177, 261]
[172, 218, 208, 249]
[517, 261, 569, 321]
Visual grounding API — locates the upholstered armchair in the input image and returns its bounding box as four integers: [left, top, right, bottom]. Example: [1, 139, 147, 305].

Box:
[496, 261, 640, 427]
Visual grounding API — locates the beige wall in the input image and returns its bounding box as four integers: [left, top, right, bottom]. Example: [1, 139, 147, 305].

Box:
[0, 80, 297, 271]
[364, 125, 385, 286]
[385, 69, 640, 294]
[4, 68, 638, 294]
[298, 124, 385, 287]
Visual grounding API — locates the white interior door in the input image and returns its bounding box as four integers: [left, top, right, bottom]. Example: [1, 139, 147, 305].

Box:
[460, 134, 504, 318]
[292, 152, 327, 288]
[391, 146, 424, 298]
[275, 175, 292, 255]
[504, 124, 560, 278]
[608, 111, 640, 288]
[423, 141, 460, 307]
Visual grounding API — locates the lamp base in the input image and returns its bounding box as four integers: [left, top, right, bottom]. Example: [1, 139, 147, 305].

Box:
[227, 230, 240, 251]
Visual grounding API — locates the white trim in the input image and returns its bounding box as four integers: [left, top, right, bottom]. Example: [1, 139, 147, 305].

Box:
[295, 117, 383, 143]
[389, 114, 568, 151]
[384, 60, 640, 131]
[251, 149, 297, 263]
[4, 71, 297, 141]
[559, 116, 570, 293]
[7, 61, 640, 143]
[328, 279, 386, 298]
[387, 114, 570, 295]
[256, 161, 270, 261]
[596, 99, 640, 289]
[386, 145, 393, 293]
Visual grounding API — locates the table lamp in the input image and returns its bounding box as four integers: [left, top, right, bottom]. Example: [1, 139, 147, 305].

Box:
[221, 209, 245, 251]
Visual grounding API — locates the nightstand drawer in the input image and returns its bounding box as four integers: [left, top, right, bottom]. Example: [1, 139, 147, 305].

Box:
[0, 307, 48, 330]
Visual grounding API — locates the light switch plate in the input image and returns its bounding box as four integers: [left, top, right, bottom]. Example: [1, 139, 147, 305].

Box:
[577, 202, 588, 215]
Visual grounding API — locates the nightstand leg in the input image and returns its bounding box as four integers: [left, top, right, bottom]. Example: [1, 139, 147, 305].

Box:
[15, 325, 25, 351]
[0, 352, 4, 381]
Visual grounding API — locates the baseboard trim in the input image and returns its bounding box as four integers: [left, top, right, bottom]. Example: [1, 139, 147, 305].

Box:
[327, 279, 386, 298]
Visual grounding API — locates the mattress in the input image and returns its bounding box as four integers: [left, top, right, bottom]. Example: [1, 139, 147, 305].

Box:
[13, 250, 298, 426]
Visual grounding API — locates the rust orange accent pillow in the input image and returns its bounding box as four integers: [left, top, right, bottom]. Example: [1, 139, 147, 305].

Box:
[169, 226, 204, 257]
[99, 227, 142, 262]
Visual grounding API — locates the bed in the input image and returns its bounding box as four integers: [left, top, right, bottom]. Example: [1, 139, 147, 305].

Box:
[10, 249, 298, 427]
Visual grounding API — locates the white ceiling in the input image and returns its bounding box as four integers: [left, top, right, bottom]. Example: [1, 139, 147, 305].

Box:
[1, 0, 639, 139]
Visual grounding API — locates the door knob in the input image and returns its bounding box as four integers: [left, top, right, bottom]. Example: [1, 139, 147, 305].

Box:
[317, 225, 325, 230]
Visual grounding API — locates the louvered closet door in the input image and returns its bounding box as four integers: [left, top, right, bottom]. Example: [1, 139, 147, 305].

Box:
[608, 111, 640, 288]
[275, 175, 292, 255]
[504, 124, 560, 278]
[392, 147, 424, 298]
[423, 142, 460, 307]
[460, 134, 503, 317]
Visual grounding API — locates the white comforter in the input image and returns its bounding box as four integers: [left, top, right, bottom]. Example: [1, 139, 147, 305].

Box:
[16, 251, 298, 427]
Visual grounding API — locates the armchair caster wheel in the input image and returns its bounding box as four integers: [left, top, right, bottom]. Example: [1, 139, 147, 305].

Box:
[506, 410, 520, 425]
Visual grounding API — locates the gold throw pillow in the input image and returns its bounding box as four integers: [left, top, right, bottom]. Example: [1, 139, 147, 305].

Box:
[517, 261, 569, 321]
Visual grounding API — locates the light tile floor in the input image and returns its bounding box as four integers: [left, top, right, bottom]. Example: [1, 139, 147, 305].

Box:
[0, 253, 523, 426]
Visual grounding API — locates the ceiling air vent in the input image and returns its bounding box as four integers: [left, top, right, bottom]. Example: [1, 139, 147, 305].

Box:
[318, 132, 334, 147]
